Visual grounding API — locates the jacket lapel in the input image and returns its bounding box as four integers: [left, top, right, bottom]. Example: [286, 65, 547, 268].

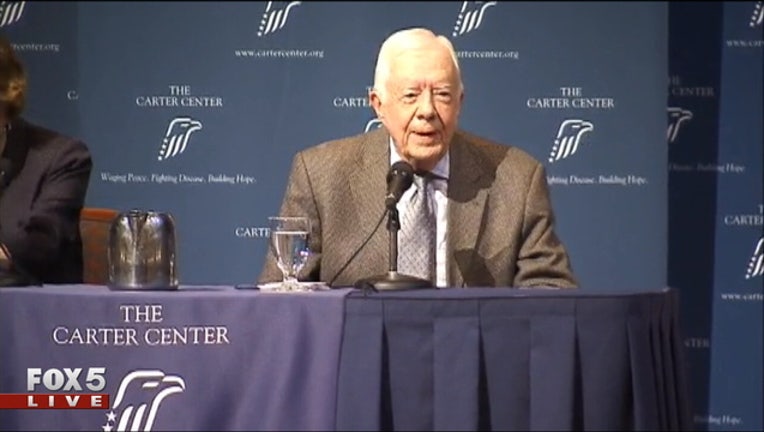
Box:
[447, 133, 489, 287]
[341, 129, 389, 276]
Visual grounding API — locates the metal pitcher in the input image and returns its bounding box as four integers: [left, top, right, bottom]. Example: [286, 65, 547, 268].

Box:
[107, 209, 179, 290]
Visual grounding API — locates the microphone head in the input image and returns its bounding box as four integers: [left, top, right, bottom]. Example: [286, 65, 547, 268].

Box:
[387, 160, 414, 184]
[385, 161, 415, 208]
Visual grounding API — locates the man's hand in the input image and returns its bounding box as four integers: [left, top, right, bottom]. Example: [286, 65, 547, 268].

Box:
[0, 243, 12, 270]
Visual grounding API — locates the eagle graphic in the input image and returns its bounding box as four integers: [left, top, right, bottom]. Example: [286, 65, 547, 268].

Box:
[0, 1, 26, 27]
[364, 118, 383, 133]
[745, 237, 764, 280]
[158, 117, 203, 161]
[453, 1, 497, 37]
[667, 107, 693, 144]
[548, 119, 594, 163]
[102, 370, 186, 432]
[751, 1, 763, 28]
[258, 1, 301, 37]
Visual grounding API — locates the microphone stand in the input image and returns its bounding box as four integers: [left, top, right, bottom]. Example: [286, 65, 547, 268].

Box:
[355, 206, 433, 291]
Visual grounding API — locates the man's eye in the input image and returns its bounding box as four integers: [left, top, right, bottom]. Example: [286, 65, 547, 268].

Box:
[435, 92, 452, 101]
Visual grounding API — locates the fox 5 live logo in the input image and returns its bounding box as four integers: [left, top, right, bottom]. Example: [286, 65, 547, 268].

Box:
[0, 367, 109, 409]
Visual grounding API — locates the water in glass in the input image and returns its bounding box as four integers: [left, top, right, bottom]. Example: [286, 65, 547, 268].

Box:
[268, 217, 310, 291]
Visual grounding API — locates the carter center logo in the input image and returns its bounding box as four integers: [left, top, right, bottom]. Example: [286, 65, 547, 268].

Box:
[751, 1, 763, 27]
[745, 236, 763, 279]
[667, 107, 693, 144]
[452, 1, 497, 37]
[158, 117, 203, 161]
[548, 119, 593, 163]
[258, 1, 301, 37]
[101, 370, 186, 432]
[364, 118, 383, 133]
[0, 1, 25, 27]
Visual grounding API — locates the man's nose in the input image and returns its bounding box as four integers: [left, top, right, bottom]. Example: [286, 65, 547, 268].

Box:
[416, 93, 436, 119]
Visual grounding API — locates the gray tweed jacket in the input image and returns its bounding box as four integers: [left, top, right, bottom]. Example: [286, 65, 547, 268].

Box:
[259, 127, 577, 288]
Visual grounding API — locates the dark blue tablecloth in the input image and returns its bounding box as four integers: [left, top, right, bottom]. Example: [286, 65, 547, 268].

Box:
[0, 285, 351, 431]
[1, 285, 692, 431]
[335, 287, 692, 431]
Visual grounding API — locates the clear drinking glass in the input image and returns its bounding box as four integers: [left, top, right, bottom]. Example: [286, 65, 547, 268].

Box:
[268, 216, 311, 291]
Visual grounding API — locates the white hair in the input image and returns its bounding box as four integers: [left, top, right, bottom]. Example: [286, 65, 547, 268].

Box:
[372, 27, 463, 100]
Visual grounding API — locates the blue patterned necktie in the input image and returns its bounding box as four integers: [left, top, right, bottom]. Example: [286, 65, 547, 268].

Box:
[398, 174, 435, 281]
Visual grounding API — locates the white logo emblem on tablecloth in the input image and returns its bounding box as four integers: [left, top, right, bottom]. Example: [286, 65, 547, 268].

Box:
[158, 117, 203, 161]
[548, 119, 594, 163]
[101, 370, 186, 432]
[258, 1, 301, 37]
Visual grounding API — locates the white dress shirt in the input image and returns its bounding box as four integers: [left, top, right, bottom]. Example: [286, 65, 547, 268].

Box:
[390, 141, 449, 287]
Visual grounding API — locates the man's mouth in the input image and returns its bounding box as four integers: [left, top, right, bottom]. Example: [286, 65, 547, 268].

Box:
[414, 131, 437, 137]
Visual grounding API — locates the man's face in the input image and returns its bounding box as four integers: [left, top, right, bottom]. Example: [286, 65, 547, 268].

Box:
[370, 43, 463, 172]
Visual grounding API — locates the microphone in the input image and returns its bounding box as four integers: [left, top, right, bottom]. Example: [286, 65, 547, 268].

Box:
[353, 159, 433, 292]
[385, 161, 414, 209]
[327, 162, 414, 286]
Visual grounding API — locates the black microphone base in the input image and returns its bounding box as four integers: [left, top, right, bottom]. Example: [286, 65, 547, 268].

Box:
[355, 271, 433, 291]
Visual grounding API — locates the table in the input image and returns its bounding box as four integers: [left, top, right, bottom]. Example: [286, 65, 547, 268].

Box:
[0, 285, 691, 431]
[0, 285, 350, 431]
[336, 287, 692, 431]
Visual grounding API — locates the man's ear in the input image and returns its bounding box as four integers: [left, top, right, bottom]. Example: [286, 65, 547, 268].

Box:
[369, 90, 384, 119]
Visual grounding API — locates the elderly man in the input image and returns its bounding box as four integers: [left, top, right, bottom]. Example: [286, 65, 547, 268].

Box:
[259, 27, 577, 289]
